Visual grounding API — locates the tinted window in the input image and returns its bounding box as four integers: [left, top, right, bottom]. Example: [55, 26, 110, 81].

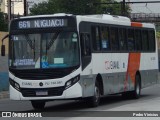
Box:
[110, 27, 119, 51]
[101, 27, 110, 50]
[127, 29, 135, 51]
[92, 26, 101, 51]
[119, 28, 127, 50]
[148, 30, 155, 51]
[142, 30, 149, 51]
[135, 29, 142, 51]
[81, 33, 91, 56]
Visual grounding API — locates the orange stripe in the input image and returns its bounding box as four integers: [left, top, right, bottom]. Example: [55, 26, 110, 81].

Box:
[131, 22, 143, 27]
[124, 53, 141, 91]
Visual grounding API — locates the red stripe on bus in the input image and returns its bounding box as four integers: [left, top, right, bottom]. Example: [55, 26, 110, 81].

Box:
[131, 22, 143, 27]
[124, 53, 141, 91]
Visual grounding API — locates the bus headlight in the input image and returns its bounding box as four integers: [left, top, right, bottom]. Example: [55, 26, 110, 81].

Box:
[65, 75, 80, 89]
[9, 78, 21, 91]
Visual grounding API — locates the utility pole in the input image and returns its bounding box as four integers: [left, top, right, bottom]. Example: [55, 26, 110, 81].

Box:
[93, 1, 160, 16]
[8, 0, 22, 23]
[121, 0, 126, 16]
[24, 0, 27, 16]
[8, 0, 11, 23]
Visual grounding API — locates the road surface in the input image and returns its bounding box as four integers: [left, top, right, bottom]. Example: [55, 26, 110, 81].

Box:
[0, 84, 160, 120]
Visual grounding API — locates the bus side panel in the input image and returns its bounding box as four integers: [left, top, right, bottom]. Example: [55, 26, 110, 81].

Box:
[140, 52, 158, 88]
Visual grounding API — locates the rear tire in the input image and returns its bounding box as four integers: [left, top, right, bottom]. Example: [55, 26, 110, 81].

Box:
[31, 100, 45, 110]
[122, 74, 141, 99]
[132, 74, 141, 99]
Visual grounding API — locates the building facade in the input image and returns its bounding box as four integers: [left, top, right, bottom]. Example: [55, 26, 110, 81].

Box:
[0, 0, 24, 15]
[0, 0, 6, 13]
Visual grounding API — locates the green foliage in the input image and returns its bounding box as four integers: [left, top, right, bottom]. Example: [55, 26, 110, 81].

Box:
[30, 0, 131, 16]
[0, 12, 8, 31]
[29, 1, 50, 15]
[156, 32, 160, 38]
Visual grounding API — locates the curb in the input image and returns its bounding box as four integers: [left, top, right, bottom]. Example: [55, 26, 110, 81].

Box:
[0, 91, 9, 99]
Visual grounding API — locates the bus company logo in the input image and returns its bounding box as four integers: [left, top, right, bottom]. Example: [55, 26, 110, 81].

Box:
[39, 82, 43, 87]
[105, 61, 120, 70]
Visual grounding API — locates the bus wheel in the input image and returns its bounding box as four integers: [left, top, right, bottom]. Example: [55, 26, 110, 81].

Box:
[88, 81, 100, 107]
[132, 74, 141, 99]
[31, 100, 45, 110]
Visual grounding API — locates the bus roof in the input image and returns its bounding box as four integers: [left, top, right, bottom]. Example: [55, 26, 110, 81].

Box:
[77, 14, 155, 29]
[17, 13, 155, 29]
[18, 13, 73, 19]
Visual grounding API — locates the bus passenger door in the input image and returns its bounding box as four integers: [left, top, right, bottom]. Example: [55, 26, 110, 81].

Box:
[80, 33, 93, 97]
[80, 33, 91, 70]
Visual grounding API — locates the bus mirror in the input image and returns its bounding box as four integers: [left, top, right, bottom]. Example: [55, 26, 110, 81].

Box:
[1, 45, 5, 56]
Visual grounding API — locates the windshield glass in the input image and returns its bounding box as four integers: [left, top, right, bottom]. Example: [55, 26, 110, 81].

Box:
[9, 32, 80, 69]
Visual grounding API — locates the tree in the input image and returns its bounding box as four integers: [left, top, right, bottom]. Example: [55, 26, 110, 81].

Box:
[0, 12, 8, 31]
[156, 32, 160, 38]
[100, 0, 131, 16]
[30, 0, 131, 16]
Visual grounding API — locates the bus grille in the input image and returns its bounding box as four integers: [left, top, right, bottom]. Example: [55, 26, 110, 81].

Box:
[9, 69, 71, 80]
[21, 86, 65, 97]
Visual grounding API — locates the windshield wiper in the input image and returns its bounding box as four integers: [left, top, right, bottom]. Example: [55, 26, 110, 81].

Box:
[24, 35, 34, 49]
[46, 32, 60, 50]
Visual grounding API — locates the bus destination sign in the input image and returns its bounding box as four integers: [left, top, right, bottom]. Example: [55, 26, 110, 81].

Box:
[18, 19, 68, 29]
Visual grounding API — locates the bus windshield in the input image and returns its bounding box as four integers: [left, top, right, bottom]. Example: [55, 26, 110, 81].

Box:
[10, 31, 80, 69]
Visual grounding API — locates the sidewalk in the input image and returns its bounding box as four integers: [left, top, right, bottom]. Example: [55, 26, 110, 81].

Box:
[0, 91, 9, 99]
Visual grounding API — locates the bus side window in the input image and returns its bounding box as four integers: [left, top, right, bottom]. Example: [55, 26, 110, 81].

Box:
[92, 26, 101, 51]
[80, 33, 91, 56]
[119, 28, 127, 51]
[142, 30, 149, 51]
[148, 30, 155, 52]
[127, 29, 135, 51]
[110, 27, 119, 51]
[135, 29, 142, 51]
[101, 27, 110, 50]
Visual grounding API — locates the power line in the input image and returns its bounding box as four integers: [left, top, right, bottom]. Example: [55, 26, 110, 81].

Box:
[94, 1, 160, 16]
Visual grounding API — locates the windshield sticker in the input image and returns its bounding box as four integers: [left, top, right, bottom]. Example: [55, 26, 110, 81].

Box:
[73, 33, 77, 38]
[72, 33, 77, 42]
[13, 36, 19, 41]
[54, 58, 64, 64]
[72, 38, 77, 42]
[13, 59, 35, 66]
[42, 62, 49, 68]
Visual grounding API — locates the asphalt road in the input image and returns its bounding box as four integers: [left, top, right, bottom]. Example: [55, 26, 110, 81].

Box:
[0, 84, 160, 119]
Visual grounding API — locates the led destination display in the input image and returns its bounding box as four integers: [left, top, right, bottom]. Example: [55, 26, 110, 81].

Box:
[18, 19, 68, 29]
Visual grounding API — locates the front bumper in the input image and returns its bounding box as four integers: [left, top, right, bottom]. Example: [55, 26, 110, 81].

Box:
[10, 82, 82, 100]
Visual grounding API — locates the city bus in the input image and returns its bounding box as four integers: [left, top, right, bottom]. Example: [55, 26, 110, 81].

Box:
[1, 13, 158, 109]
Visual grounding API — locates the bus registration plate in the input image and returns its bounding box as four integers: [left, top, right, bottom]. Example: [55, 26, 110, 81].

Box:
[36, 91, 48, 96]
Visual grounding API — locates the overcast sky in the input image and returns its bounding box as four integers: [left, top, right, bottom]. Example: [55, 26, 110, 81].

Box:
[117, 0, 160, 13]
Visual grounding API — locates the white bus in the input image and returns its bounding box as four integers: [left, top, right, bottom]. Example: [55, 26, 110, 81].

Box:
[1, 13, 158, 109]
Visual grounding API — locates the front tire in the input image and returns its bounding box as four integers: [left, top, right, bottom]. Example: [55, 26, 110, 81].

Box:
[31, 100, 45, 110]
[88, 81, 100, 107]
